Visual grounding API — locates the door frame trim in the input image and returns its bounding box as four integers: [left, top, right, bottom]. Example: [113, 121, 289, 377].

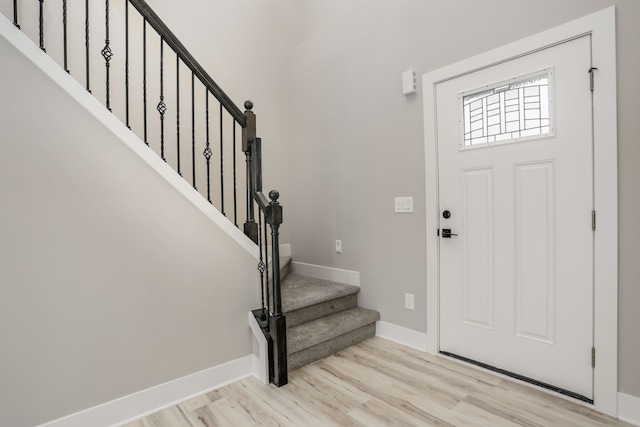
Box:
[422, 7, 618, 416]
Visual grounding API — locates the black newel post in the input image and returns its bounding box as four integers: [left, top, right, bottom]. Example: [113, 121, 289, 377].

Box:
[243, 101, 258, 243]
[267, 190, 287, 386]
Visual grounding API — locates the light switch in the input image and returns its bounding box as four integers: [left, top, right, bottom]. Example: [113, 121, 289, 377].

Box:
[395, 197, 413, 213]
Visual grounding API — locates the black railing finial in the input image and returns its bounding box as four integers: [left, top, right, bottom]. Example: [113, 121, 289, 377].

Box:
[269, 190, 280, 204]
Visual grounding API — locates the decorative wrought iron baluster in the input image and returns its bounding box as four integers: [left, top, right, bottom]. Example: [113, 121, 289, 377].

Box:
[263, 209, 270, 309]
[191, 72, 196, 189]
[233, 120, 238, 226]
[220, 105, 225, 215]
[176, 54, 181, 175]
[85, 0, 90, 92]
[13, 0, 20, 28]
[204, 90, 212, 203]
[39, 0, 45, 52]
[157, 37, 166, 161]
[258, 212, 267, 315]
[63, 0, 69, 72]
[125, 0, 130, 128]
[101, 0, 113, 111]
[142, 19, 148, 145]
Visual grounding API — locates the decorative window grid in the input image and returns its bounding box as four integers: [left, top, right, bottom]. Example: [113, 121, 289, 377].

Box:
[460, 70, 553, 148]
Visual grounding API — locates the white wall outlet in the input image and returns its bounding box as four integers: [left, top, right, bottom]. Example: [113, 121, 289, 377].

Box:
[405, 293, 414, 310]
[335, 240, 342, 253]
[395, 196, 413, 213]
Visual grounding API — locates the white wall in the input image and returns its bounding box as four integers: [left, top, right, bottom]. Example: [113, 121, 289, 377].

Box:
[0, 19, 260, 426]
[288, 0, 640, 399]
[301, 0, 368, 40]
[143, 0, 305, 242]
[1, 0, 638, 419]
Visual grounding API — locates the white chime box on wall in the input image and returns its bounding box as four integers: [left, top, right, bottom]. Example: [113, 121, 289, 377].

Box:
[402, 69, 417, 95]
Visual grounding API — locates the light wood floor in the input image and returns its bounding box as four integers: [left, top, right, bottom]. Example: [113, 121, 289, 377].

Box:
[123, 337, 631, 427]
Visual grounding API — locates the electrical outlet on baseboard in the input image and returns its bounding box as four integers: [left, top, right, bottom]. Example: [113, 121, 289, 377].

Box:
[335, 240, 342, 253]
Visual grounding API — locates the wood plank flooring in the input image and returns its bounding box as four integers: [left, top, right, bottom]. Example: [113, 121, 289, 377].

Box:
[123, 337, 631, 427]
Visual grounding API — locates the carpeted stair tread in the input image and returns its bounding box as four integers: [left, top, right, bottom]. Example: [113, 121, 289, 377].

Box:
[287, 307, 380, 354]
[281, 274, 359, 313]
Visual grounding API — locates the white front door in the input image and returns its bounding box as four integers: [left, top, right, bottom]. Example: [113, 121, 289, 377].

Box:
[436, 35, 594, 400]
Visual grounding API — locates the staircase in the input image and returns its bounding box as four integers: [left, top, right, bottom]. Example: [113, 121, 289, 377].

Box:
[4, 0, 381, 386]
[280, 260, 380, 371]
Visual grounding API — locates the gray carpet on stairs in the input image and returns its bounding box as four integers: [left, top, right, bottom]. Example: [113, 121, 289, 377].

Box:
[281, 274, 360, 312]
[288, 323, 377, 371]
[280, 273, 380, 372]
[285, 293, 358, 328]
[287, 307, 380, 353]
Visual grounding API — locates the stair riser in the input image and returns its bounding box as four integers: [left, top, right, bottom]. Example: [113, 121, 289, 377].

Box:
[288, 323, 376, 372]
[286, 294, 358, 328]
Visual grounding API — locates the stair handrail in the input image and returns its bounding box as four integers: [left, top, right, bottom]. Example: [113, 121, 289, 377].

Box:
[127, 0, 245, 126]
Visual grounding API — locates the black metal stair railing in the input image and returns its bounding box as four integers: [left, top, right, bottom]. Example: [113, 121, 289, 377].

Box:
[244, 102, 287, 386]
[7, 0, 245, 221]
[7, 0, 287, 387]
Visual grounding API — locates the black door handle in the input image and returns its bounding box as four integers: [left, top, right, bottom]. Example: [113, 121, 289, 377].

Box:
[442, 229, 458, 238]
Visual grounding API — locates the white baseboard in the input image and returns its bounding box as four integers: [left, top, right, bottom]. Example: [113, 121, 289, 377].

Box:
[290, 261, 360, 286]
[375, 321, 428, 352]
[36, 356, 253, 427]
[619, 392, 640, 426]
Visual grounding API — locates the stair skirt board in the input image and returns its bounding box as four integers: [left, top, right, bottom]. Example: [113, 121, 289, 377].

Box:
[248, 311, 269, 385]
[290, 261, 360, 287]
[288, 323, 377, 372]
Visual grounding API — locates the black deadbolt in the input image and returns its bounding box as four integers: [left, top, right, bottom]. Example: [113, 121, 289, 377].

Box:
[443, 210, 451, 219]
